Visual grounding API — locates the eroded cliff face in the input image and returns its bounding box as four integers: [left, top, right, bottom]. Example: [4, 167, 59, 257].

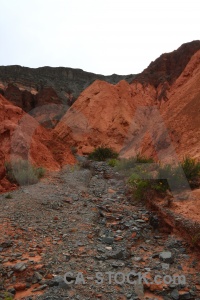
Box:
[55, 42, 200, 162]
[0, 94, 75, 192]
[0, 83, 67, 128]
[54, 80, 157, 154]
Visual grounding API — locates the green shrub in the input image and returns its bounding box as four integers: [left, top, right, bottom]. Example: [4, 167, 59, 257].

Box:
[116, 157, 137, 171]
[34, 166, 45, 178]
[128, 177, 168, 201]
[128, 156, 200, 201]
[128, 171, 166, 200]
[88, 146, 118, 161]
[157, 164, 178, 191]
[108, 158, 119, 167]
[3, 292, 13, 300]
[129, 163, 186, 201]
[116, 154, 154, 172]
[135, 153, 154, 164]
[117, 155, 156, 200]
[134, 180, 151, 200]
[5, 160, 45, 186]
[128, 172, 141, 183]
[181, 157, 200, 187]
[158, 159, 200, 190]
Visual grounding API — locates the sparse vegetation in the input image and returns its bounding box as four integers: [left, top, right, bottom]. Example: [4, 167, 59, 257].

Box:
[125, 156, 200, 201]
[157, 163, 182, 191]
[5, 160, 45, 186]
[128, 175, 168, 201]
[88, 146, 118, 161]
[127, 164, 166, 201]
[3, 293, 13, 300]
[181, 156, 200, 188]
[108, 158, 119, 167]
[135, 153, 154, 164]
[158, 157, 200, 191]
[115, 154, 154, 172]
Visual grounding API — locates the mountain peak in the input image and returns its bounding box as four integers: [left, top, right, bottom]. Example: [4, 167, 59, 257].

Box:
[134, 40, 200, 87]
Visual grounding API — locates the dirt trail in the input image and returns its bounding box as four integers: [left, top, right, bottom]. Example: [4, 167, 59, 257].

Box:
[0, 162, 200, 300]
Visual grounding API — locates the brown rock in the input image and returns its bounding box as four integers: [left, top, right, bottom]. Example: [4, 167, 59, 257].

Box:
[45, 274, 54, 279]
[149, 283, 164, 292]
[0, 150, 5, 179]
[14, 283, 27, 291]
[82, 145, 94, 155]
[108, 188, 116, 194]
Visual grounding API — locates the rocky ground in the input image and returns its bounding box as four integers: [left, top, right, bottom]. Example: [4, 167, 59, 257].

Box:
[0, 161, 200, 300]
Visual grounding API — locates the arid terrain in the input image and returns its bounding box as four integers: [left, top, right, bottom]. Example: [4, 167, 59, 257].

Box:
[1, 162, 200, 300]
[0, 40, 200, 300]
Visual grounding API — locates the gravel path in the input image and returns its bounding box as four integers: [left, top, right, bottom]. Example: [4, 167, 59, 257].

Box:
[0, 162, 200, 300]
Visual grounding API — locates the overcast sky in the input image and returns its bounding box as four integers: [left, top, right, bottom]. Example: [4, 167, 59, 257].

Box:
[0, 0, 199, 75]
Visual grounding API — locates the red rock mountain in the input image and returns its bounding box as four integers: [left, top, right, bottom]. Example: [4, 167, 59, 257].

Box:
[0, 40, 200, 192]
[0, 66, 134, 105]
[0, 66, 135, 127]
[0, 94, 75, 192]
[55, 41, 200, 162]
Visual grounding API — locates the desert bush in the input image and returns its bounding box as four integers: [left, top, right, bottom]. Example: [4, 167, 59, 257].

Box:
[116, 154, 154, 171]
[135, 153, 154, 164]
[157, 164, 180, 191]
[128, 156, 200, 201]
[108, 158, 119, 167]
[116, 157, 137, 171]
[158, 158, 200, 190]
[34, 166, 45, 178]
[3, 293, 13, 300]
[132, 179, 151, 200]
[115, 155, 155, 180]
[181, 157, 200, 188]
[5, 160, 45, 186]
[128, 169, 166, 200]
[128, 177, 168, 201]
[88, 146, 118, 161]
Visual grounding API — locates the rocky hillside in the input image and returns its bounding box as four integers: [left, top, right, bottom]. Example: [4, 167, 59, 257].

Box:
[0, 94, 75, 192]
[134, 40, 200, 87]
[0, 40, 200, 191]
[0, 65, 135, 116]
[55, 41, 200, 161]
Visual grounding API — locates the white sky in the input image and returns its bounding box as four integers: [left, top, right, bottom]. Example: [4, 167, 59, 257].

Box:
[0, 0, 199, 75]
